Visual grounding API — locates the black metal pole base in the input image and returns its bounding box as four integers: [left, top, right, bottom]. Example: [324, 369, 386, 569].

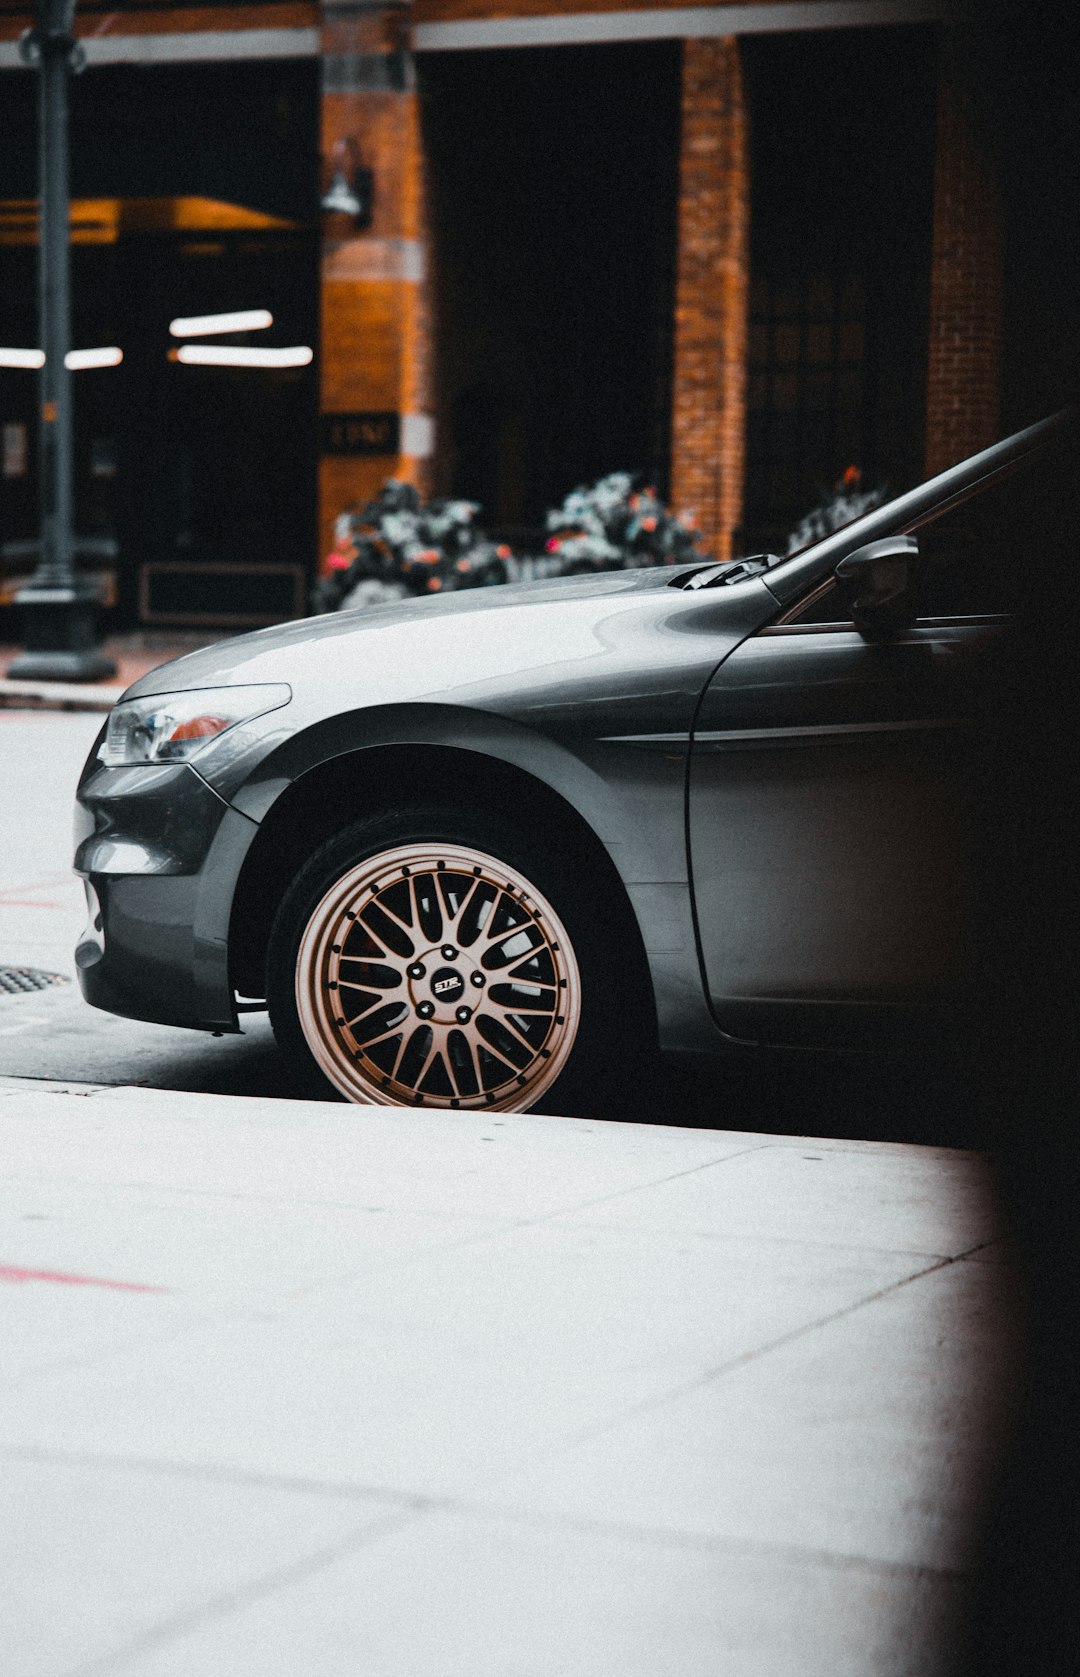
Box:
[5, 584, 116, 683]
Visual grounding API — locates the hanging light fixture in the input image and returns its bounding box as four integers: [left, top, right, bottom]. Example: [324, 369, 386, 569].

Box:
[320, 137, 373, 229]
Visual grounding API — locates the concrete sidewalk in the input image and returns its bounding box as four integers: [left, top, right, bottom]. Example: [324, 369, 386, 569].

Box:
[1, 1079, 1018, 1676]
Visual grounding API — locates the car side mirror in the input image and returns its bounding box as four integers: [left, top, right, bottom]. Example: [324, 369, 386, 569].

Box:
[834, 535, 920, 641]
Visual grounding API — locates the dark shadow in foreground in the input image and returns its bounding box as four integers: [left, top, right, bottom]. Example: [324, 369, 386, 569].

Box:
[948, 434, 1080, 1672]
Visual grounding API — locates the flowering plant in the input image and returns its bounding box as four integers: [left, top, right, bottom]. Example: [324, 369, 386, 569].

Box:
[544, 473, 705, 572]
[312, 482, 508, 613]
[785, 466, 887, 555]
[314, 472, 708, 613]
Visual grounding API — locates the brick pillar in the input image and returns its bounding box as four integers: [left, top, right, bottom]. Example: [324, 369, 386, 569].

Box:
[670, 36, 749, 563]
[924, 27, 1003, 478]
[319, 0, 434, 568]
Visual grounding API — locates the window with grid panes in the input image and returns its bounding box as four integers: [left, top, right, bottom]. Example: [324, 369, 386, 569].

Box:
[745, 269, 868, 550]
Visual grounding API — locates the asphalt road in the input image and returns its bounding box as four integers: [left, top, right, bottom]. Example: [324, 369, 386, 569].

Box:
[0, 710, 980, 1145]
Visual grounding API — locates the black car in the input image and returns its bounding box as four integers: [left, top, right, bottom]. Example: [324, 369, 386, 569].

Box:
[74, 413, 1071, 1115]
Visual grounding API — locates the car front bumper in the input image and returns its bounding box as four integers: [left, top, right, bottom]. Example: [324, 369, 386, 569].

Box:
[74, 752, 260, 1032]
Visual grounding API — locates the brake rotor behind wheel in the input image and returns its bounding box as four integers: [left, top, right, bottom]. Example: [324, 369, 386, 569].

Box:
[293, 842, 581, 1110]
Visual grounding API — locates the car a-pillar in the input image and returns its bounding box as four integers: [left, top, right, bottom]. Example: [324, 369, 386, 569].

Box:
[318, 0, 435, 572]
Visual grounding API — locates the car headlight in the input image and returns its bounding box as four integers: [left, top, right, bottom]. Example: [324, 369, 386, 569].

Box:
[99, 684, 292, 767]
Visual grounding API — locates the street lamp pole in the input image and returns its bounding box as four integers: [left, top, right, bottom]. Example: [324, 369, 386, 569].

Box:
[5, 0, 114, 682]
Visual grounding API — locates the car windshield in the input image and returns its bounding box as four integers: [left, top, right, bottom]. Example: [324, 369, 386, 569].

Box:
[782, 500, 885, 562]
[760, 414, 1072, 608]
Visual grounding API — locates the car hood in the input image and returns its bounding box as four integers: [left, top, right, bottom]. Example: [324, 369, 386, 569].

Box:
[122, 563, 720, 706]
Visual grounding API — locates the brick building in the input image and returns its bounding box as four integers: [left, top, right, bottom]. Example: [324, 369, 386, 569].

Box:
[0, 0, 1069, 626]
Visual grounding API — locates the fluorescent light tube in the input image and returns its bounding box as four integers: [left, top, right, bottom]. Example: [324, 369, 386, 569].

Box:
[174, 344, 313, 368]
[169, 309, 274, 337]
[0, 347, 123, 369]
[65, 346, 123, 370]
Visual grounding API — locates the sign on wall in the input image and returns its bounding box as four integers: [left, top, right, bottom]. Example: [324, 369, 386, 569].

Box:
[321, 412, 400, 456]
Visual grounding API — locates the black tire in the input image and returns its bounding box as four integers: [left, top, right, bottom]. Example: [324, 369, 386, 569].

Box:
[266, 801, 658, 1119]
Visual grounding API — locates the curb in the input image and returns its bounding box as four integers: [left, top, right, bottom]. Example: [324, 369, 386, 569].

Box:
[0, 680, 123, 713]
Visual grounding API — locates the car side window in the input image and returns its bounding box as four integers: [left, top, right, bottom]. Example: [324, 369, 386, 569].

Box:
[783, 577, 853, 625]
[914, 449, 1053, 618]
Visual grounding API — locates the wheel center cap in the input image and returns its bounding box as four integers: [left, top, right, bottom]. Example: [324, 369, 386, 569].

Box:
[429, 966, 465, 1005]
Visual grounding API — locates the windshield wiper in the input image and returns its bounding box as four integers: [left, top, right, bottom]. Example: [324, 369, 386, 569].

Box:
[682, 554, 779, 591]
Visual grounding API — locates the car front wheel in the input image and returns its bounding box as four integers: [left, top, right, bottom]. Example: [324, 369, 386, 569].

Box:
[266, 804, 653, 1116]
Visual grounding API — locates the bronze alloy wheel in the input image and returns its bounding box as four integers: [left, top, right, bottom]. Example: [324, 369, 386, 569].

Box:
[293, 842, 582, 1109]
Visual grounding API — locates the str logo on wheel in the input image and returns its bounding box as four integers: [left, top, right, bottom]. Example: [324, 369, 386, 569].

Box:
[432, 968, 465, 1001]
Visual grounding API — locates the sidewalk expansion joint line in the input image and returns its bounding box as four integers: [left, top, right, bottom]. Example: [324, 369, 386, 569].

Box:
[0, 1441, 973, 1585]
[955, 1236, 1011, 1260]
[60, 1506, 426, 1677]
[0, 1442, 433, 1510]
[510, 1142, 773, 1230]
[541, 1213, 970, 1262]
[498, 1242, 990, 1469]
[0, 1146, 772, 1233]
[450, 1496, 968, 1580]
[185, 1153, 777, 1309]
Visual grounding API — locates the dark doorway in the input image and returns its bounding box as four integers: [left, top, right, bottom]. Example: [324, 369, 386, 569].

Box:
[0, 56, 319, 629]
[419, 43, 681, 536]
[740, 26, 938, 553]
[112, 225, 318, 627]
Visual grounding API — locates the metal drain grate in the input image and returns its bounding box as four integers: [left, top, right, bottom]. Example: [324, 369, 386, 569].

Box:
[0, 967, 71, 997]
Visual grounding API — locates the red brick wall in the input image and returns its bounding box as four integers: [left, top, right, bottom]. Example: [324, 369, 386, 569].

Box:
[318, 6, 434, 567]
[670, 36, 749, 563]
[924, 27, 1003, 478]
